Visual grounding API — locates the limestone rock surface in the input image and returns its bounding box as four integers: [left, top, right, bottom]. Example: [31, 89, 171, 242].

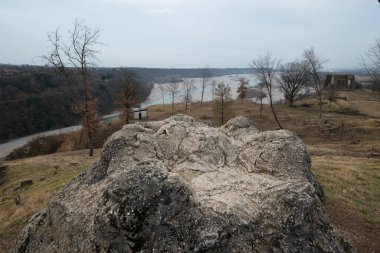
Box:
[12, 115, 353, 253]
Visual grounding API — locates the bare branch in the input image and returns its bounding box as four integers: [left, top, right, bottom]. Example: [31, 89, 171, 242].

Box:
[182, 79, 195, 111]
[303, 47, 328, 119]
[251, 52, 282, 129]
[166, 80, 180, 115]
[362, 36, 380, 90]
[213, 82, 232, 125]
[277, 60, 309, 106]
[200, 65, 210, 106]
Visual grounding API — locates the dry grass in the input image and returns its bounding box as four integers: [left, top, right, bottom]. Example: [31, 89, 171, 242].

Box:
[0, 150, 101, 252]
[312, 156, 380, 223]
[0, 89, 379, 252]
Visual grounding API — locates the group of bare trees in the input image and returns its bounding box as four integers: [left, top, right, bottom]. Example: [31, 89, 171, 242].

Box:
[250, 48, 326, 128]
[157, 79, 191, 115]
[251, 37, 379, 128]
[155, 74, 232, 125]
[42, 20, 328, 154]
[43, 19, 379, 155]
[157, 66, 213, 114]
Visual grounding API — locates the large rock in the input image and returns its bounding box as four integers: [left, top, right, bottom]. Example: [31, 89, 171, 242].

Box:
[12, 115, 353, 253]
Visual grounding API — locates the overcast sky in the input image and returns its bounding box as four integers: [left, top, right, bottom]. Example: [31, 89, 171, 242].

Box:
[0, 0, 379, 69]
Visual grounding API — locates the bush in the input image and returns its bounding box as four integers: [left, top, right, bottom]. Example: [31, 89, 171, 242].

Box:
[5, 121, 123, 160]
[5, 135, 65, 160]
[336, 108, 366, 116]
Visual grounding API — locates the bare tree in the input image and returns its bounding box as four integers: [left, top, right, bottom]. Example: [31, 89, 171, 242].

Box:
[166, 80, 179, 115]
[213, 82, 232, 125]
[210, 79, 217, 101]
[183, 79, 195, 111]
[200, 66, 210, 106]
[115, 69, 141, 124]
[42, 29, 79, 104]
[326, 81, 337, 107]
[277, 60, 309, 107]
[251, 52, 283, 129]
[254, 83, 267, 118]
[43, 19, 101, 156]
[237, 77, 249, 103]
[159, 84, 166, 105]
[303, 48, 327, 119]
[43, 29, 67, 74]
[361, 36, 380, 91]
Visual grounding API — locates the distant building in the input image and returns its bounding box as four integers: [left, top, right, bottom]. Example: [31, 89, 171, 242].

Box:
[132, 107, 148, 120]
[325, 74, 362, 90]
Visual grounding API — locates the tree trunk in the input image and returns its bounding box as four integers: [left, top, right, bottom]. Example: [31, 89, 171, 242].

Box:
[88, 133, 93, 157]
[269, 93, 282, 129]
[318, 93, 322, 119]
[172, 95, 174, 115]
[201, 87, 205, 107]
[259, 97, 263, 118]
[125, 105, 129, 124]
[83, 72, 95, 156]
[221, 95, 224, 124]
[78, 129, 83, 150]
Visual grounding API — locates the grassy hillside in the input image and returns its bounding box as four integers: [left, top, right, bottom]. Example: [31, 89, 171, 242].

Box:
[0, 150, 101, 251]
[0, 89, 379, 252]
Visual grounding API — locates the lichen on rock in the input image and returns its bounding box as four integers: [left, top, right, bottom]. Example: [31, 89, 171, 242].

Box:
[11, 115, 354, 253]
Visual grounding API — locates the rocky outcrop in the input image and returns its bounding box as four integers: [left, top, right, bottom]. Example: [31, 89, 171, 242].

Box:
[12, 115, 353, 253]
